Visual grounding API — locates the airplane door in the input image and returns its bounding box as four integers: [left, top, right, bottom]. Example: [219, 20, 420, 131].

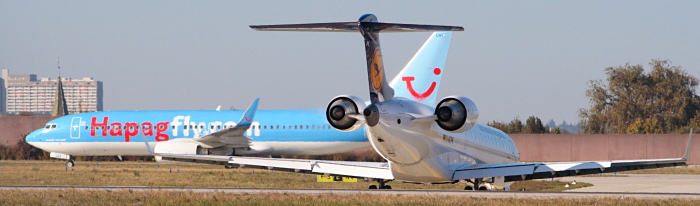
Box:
[70, 117, 81, 139]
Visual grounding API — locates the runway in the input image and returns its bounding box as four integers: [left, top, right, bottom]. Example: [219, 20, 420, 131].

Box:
[1, 185, 699, 199]
[558, 174, 700, 193]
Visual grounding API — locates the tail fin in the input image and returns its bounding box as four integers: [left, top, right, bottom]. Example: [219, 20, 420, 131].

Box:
[251, 14, 463, 103]
[389, 32, 452, 106]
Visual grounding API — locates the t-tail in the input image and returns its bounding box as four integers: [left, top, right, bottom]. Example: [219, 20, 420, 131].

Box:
[250, 14, 463, 103]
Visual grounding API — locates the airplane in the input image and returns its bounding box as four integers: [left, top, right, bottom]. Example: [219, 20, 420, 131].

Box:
[25, 28, 456, 168]
[144, 14, 693, 190]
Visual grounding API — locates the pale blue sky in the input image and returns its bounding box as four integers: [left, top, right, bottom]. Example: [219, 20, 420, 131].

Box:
[2, 1, 699, 124]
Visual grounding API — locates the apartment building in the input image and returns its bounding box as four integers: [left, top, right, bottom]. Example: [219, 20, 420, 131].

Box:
[1, 69, 102, 115]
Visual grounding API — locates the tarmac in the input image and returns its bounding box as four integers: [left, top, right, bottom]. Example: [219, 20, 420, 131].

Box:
[557, 174, 700, 193]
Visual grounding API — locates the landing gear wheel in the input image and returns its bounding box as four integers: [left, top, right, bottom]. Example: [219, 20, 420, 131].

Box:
[369, 179, 392, 189]
[66, 160, 75, 168]
[464, 186, 473, 190]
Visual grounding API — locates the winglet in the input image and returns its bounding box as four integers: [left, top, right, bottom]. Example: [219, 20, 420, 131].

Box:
[682, 128, 693, 162]
[236, 98, 260, 127]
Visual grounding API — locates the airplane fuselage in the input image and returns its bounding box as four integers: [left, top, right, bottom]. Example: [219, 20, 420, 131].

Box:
[26, 109, 370, 156]
[365, 98, 519, 183]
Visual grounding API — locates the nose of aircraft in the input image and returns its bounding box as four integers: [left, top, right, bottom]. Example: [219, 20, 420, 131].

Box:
[25, 129, 42, 146]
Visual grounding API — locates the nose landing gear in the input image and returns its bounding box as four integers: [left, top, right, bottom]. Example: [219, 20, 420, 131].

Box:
[66, 158, 75, 168]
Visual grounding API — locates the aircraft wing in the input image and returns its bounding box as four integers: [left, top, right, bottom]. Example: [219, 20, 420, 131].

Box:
[453, 132, 692, 182]
[193, 98, 259, 148]
[143, 137, 392, 179]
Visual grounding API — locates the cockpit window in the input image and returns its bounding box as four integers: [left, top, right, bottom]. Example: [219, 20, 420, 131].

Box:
[44, 124, 57, 130]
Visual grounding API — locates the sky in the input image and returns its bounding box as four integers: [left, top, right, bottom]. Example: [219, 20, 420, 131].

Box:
[1, 1, 699, 124]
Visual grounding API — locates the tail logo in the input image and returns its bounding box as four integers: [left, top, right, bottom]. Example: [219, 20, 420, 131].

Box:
[244, 115, 254, 122]
[370, 47, 384, 91]
[401, 68, 440, 101]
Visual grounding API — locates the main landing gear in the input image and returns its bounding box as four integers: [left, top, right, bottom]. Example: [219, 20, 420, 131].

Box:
[368, 179, 392, 189]
[464, 178, 488, 191]
[66, 157, 75, 168]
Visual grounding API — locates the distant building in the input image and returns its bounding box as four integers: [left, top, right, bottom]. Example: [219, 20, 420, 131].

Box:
[0, 69, 6, 114]
[1, 69, 103, 115]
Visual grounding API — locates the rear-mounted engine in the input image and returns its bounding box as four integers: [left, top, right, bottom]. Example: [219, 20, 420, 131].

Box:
[434, 96, 479, 133]
[326, 95, 366, 132]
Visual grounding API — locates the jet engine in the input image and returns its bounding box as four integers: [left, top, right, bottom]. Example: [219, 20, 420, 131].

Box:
[326, 95, 366, 132]
[434, 96, 479, 133]
[153, 141, 233, 162]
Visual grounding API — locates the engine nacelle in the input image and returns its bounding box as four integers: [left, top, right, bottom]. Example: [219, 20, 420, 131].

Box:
[434, 96, 479, 133]
[326, 95, 366, 132]
[153, 141, 233, 162]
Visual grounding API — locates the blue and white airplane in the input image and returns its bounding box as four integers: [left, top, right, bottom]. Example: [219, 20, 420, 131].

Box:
[25, 30, 456, 167]
[148, 14, 692, 190]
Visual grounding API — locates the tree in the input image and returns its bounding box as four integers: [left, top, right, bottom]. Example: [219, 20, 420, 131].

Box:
[507, 118, 523, 134]
[579, 60, 700, 134]
[524, 116, 546, 134]
[487, 116, 565, 134]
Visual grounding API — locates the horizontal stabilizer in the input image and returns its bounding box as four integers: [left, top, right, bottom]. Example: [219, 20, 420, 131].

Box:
[251, 22, 464, 33]
[251, 14, 463, 104]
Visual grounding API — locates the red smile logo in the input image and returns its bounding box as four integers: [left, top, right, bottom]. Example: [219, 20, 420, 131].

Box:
[244, 115, 254, 122]
[401, 68, 440, 101]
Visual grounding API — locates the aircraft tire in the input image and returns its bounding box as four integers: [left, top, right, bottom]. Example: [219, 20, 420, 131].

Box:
[464, 186, 473, 190]
[368, 185, 378, 189]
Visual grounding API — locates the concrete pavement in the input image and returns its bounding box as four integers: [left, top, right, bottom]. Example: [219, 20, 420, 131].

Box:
[557, 174, 700, 193]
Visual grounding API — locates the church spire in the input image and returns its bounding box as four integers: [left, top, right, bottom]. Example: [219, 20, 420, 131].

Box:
[51, 56, 68, 116]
